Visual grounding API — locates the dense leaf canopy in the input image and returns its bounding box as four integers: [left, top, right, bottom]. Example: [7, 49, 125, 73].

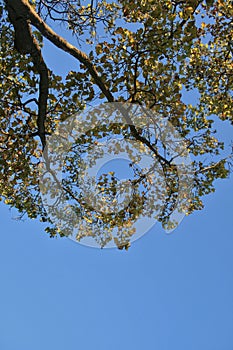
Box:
[0, 0, 232, 248]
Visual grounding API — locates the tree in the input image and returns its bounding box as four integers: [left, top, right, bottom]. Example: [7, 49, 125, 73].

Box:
[0, 0, 232, 248]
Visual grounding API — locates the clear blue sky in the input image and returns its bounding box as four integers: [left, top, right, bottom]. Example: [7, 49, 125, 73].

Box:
[0, 22, 233, 350]
[1, 170, 233, 350]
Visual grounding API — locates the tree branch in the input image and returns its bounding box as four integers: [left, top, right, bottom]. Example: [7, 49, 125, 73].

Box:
[5, 0, 49, 149]
[5, 0, 114, 103]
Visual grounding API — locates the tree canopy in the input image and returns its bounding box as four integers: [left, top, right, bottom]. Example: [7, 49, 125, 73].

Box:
[0, 0, 232, 248]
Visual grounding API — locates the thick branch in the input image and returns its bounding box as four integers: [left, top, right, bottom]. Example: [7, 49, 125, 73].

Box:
[5, 0, 114, 103]
[5, 0, 49, 149]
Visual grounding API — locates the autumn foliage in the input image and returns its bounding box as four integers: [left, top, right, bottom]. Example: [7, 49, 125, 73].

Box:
[0, 0, 232, 247]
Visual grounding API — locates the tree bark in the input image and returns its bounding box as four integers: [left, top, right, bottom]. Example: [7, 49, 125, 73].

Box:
[5, 0, 49, 149]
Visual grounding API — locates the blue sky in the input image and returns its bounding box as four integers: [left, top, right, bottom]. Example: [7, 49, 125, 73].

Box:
[1, 16, 233, 350]
[0, 167, 233, 350]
